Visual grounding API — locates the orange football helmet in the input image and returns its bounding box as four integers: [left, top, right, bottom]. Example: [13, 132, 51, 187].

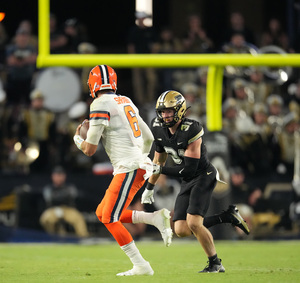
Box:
[87, 65, 117, 98]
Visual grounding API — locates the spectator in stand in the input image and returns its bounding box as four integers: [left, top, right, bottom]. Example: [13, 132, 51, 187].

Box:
[13, 20, 38, 49]
[182, 14, 214, 53]
[288, 100, 300, 119]
[153, 26, 183, 92]
[154, 26, 183, 54]
[63, 18, 89, 54]
[231, 78, 255, 116]
[127, 11, 159, 106]
[195, 66, 208, 103]
[275, 112, 300, 181]
[40, 165, 89, 238]
[267, 94, 285, 118]
[247, 67, 273, 103]
[5, 27, 37, 105]
[0, 80, 22, 174]
[18, 89, 56, 173]
[260, 18, 289, 51]
[222, 97, 255, 170]
[61, 101, 95, 172]
[77, 42, 98, 100]
[221, 32, 258, 79]
[180, 82, 203, 122]
[222, 98, 241, 139]
[223, 12, 255, 46]
[251, 103, 272, 139]
[50, 13, 68, 54]
[251, 103, 280, 172]
[240, 103, 278, 187]
[229, 167, 256, 237]
[222, 32, 256, 54]
[286, 79, 300, 107]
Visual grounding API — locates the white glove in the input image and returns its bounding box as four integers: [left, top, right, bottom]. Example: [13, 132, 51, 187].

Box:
[153, 163, 162, 175]
[141, 189, 154, 204]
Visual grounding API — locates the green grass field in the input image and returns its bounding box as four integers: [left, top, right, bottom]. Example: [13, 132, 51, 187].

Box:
[1, 239, 300, 283]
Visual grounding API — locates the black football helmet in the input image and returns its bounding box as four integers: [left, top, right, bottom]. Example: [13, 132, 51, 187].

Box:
[156, 90, 187, 127]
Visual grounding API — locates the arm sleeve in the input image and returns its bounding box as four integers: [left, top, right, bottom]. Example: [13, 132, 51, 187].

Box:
[161, 156, 199, 178]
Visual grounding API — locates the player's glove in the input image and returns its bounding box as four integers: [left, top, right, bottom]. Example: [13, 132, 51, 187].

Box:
[153, 163, 162, 175]
[141, 183, 155, 204]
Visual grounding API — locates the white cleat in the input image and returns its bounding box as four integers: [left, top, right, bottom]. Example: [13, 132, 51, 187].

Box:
[153, 208, 173, 247]
[116, 262, 154, 276]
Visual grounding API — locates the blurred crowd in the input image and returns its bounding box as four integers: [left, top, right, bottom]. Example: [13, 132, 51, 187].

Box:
[0, 11, 300, 237]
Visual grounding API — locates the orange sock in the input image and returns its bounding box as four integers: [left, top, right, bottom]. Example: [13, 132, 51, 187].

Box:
[104, 221, 133, 246]
[120, 210, 133, 223]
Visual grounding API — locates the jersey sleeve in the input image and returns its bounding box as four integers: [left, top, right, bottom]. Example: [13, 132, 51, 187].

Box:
[151, 117, 165, 153]
[89, 99, 110, 127]
[186, 120, 204, 145]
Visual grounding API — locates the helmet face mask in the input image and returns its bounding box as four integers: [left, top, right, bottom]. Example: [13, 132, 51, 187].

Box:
[156, 90, 187, 127]
[87, 65, 117, 98]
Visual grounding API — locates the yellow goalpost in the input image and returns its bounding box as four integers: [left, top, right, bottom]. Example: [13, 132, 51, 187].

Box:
[37, 0, 300, 131]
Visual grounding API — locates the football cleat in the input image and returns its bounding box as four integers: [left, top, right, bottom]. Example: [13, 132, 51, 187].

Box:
[199, 260, 225, 273]
[153, 208, 173, 247]
[227, 205, 250, 235]
[116, 262, 154, 276]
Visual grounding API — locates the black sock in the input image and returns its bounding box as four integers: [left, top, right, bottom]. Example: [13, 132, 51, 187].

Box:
[208, 254, 221, 265]
[203, 209, 233, 228]
[203, 214, 224, 228]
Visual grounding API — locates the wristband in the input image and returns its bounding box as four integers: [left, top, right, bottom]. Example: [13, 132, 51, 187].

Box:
[145, 182, 155, 190]
[73, 134, 84, 150]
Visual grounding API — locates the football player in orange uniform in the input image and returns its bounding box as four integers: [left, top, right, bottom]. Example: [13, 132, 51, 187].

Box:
[73, 65, 172, 276]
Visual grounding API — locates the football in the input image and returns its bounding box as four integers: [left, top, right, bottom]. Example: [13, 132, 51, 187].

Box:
[79, 120, 89, 140]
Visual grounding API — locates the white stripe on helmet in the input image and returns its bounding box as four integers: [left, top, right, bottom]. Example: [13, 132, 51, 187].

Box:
[100, 65, 108, 84]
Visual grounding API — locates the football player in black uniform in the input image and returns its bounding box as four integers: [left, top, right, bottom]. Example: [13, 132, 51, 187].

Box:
[142, 90, 250, 273]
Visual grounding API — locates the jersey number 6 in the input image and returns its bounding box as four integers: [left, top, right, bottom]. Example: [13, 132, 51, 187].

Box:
[124, 105, 141, 138]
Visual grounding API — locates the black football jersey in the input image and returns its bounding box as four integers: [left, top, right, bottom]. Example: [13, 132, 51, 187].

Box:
[151, 117, 210, 174]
